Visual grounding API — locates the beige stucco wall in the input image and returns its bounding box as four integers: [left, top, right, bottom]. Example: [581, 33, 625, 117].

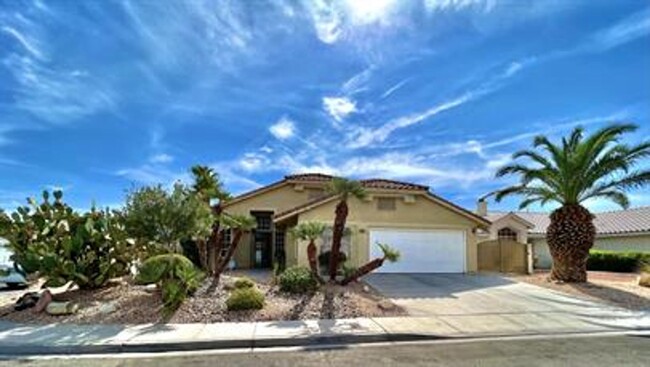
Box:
[532, 234, 650, 269]
[292, 194, 481, 271]
[224, 183, 320, 216]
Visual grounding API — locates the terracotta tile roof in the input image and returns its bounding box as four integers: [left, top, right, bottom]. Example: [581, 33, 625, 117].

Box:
[360, 178, 429, 191]
[487, 206, 650, 236]
[285, 173, 429, 191]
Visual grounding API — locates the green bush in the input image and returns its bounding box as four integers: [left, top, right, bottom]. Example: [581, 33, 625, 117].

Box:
[587, 250, 650, 273]
[0, 191, 139, 289]
[233, 277, 255, 289]
[278, 266, 318, 294]
[226, 287, 265, 311]
[136, 254, 203, 314]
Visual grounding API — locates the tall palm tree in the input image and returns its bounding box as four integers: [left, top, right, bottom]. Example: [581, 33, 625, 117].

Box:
[491, 124, 650, 282]
[213, 214, 256, 277]
[290, 222, 327, 283]
[326, 178, 367, 281]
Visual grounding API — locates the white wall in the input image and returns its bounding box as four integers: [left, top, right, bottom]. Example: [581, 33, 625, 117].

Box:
[532, 234, 650, 269]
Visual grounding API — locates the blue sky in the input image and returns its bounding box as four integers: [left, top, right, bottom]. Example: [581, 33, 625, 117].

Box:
[1, 0, 649, 213]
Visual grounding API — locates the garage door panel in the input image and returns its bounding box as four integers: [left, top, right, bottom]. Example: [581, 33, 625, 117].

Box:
[369, 229, 465, 273]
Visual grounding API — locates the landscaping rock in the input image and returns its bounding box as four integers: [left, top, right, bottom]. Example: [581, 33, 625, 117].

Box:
[33, 290, 52, 313]
[14, 292, 40, 311]
[142, 284, 157, 293]
[638, 273, 650, 288]
[46, 301, 79, 316]
[377, 299, 395, 311]
[362, 285, 370, 293]
[98, 302, 117, 314]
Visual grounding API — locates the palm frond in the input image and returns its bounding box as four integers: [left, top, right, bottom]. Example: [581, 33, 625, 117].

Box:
[327, 177, 367, 200]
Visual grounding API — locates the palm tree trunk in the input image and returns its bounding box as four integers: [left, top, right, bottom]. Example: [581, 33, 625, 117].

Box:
[214, 230, 243, 276]
[547, 204, 595, 283]
[340, 258, 384, 285]
[307, 239, 324, 284]
[329, 200, 348, 281]
[207, 205, 223, 275]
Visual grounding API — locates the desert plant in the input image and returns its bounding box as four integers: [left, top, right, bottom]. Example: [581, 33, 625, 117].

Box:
[226, 287, 265, 311]
[136, 253, 203, 314]
[326, 178, 366, 281]
[318, 250, 347, 275]
[290, 222, 326, 283]
[124, 183, 214, 253]
[233, 276, 256, 289]
[341, 243, 400, 285]
[0, 190, 137, 289]
[491, 124, 650, 282]
[278, 266, 318, 294]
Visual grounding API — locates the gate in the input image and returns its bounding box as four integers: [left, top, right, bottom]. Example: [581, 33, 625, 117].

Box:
[478, 239, 528, 273]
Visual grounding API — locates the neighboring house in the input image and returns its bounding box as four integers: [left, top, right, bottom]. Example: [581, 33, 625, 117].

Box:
[477, 201, 650, 269]
[221, 173, 490, 273]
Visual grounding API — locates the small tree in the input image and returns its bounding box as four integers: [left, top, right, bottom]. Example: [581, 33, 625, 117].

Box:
[290, 222, 326, 283]
[124, 183, 213, 253]
[340, 243, 400, 285]
[326, 178, 366, 281]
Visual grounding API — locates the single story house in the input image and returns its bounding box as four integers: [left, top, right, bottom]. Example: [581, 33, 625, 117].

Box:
[221, 173, 490, 273]
[478, 201, 650, 269]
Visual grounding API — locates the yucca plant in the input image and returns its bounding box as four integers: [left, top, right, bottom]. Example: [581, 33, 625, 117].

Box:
[290, 222, 327, 283]
[492, 124, 650, 282]
[340, 243, 400, 285]
[326, 178, 366, 281]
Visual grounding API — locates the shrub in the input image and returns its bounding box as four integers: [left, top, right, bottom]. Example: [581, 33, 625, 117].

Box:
[341, 263, 357, 279]
[136, 254, 203, 315]
[233, 277, 255, 289]
[0, 191, 138, 289]
[587, 250, 650, 273]
[226, 287, 265, 311]
[278, 266, 318, 294]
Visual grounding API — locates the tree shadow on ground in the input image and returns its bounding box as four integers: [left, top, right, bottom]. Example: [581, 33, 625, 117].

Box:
[567, 281, 649, 311]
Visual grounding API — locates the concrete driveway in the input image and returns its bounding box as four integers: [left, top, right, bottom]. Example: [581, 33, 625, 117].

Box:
[366, 273, 650, 333]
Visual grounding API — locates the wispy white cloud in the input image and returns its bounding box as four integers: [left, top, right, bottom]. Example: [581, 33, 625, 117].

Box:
[269, 117, 296, 140]
[323, 96, 357, 123]
[380, 78, 409, 99]
[590, 8, 650, 51]
[1, 26, 45, 60]
[149, 153, 174, 164]
[424, 0, 495, 13]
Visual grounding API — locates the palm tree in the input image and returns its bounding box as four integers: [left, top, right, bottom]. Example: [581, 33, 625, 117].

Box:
[190, 165, 229, 203]
[189, 165, 230, 271]
[213, 214, 256, 277]
[491, 124, 650, 282]
[326, 178, 367, 281]
[290, 222, 327, 283]
[340, 243, 400, 285]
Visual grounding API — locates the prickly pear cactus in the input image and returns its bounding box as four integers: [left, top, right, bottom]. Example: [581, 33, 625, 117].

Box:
[0, 190, 136, 289]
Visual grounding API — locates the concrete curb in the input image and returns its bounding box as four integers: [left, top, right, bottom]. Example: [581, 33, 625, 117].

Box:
[0, 333, 447, 356]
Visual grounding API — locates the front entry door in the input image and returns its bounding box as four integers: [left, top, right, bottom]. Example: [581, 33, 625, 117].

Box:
[251, 211, 273, 269]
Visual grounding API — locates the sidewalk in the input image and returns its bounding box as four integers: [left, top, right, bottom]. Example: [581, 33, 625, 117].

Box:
[1, 309, 649, 356]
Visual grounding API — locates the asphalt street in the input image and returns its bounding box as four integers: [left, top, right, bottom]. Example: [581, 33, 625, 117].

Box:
[2, 333, 649, 367]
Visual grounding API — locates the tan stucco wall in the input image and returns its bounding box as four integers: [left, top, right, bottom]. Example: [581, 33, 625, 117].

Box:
[224, 183, 323, 216]
[532, 234, 650, 269]
[292, 194, 480, 271]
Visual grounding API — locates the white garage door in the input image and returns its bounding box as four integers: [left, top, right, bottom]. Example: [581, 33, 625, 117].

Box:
[369, 229, 466, 273]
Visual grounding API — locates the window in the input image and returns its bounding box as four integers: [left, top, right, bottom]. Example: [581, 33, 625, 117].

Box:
[307, 188, 326, 200]
[220, 229, 232, 257]
[320, 227, 351, 256]
[377, 197, 396, 211]
[275, 229, 285, 255]
[498, 227, 518, 241]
